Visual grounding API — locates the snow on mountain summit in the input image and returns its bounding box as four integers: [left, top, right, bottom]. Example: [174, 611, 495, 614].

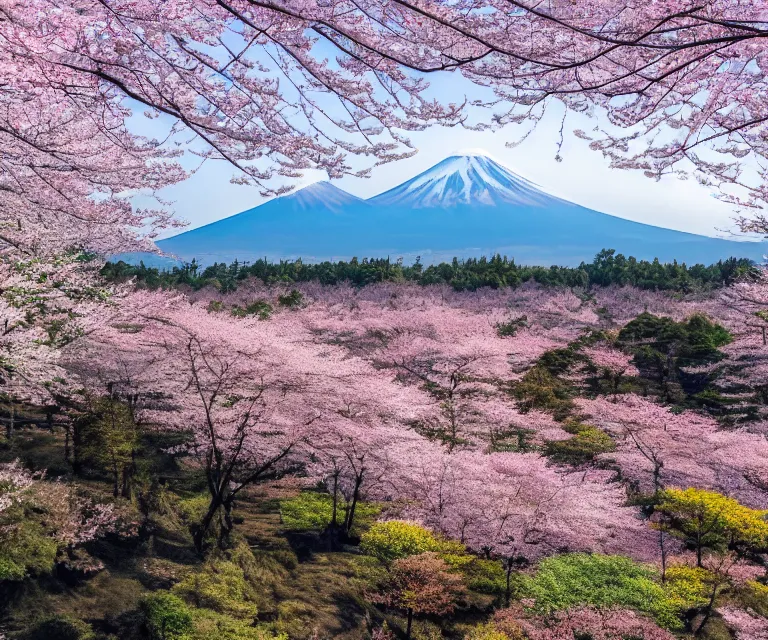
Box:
[287, 180, 367, 212]
[369, 154, 559, 208]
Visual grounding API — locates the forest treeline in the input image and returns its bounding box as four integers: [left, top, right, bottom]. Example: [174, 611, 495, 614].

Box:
[101, 250, 760, 293]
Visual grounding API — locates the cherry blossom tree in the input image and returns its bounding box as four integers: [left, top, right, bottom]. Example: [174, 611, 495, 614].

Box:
[720, 605, 768, 640]
[299, 294, 573, 449]
[390, 442, 659, 569]
[582, 345, 640, 393]
[0, 460, 122, 579]
[369, 552, 465, 640]
[517, 607, 676, 640]
[9, 1, 768, 218]
[123, 301, 325, 549]
[2, 0, 463, 205]
[85, 292, 435, 548]
[578, 394, 768, 509]
[0, 460, 38, 514]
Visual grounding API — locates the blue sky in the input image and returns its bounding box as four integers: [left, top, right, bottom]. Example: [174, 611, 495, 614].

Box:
[132, 65, 745, 242]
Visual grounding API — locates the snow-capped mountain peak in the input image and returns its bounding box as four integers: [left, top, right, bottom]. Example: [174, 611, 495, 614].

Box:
[287, 180, 368, 212]
[369, 154, 558, 209]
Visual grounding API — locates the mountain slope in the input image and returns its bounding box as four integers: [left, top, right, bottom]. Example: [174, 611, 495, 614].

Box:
[370, 153, 555, 208]
[153, 154, 766, 267]
[157, 181, 382, 262]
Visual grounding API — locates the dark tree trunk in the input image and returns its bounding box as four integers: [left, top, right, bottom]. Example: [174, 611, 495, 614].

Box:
[112, 464, 120, 498]
[695, 581, 721, 636]
[64, 424, 71, 464]
[331, 473, 339, 528]
[505, 560, 513, 607]
[194, 495, 223, 552]
[72, 423, 83, 476]
[5, 403, 14, 440]
[221, 499, 234, 543]
[405, 608, 413, 640]
[344, 474, 364, 535]
[121, 465, 131, 498]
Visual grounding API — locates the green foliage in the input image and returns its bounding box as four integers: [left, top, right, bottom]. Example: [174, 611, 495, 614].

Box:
[172, 560, 259, 619]
[488, 427, 536, 453]
[77, 397, 139, 495]
[360, 521, 443, 563]
[279, 491, 381, 534]
[0, 520, 58, 581]
[18, 615, 96, 640]
[514, 366, 574, 419]
[277, 290, 303, 308]
[519, 553, 683, 629]
[537, 347, 587, 377]
[101, 251, 758, 294]
[463, 623, 509, 640]
[231, 300, 273, 320]
[657, 488, 768, 558]
[618, 312, 732, 369]
[618, 312, 734, 405]
[190, 609, 287, 640]
[176, 494, 211, 527]
[543, 422, 616, 465]
[663, 565, 713, 611]
[495, 315, 527, 338]
[457, 557, 509, 597]
[737, 580, 768, 617]
[140, 592, 194, 640]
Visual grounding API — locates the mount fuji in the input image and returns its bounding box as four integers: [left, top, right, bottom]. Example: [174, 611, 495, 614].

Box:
[371, 153, 555, 208]
[153, 153, 767, 267]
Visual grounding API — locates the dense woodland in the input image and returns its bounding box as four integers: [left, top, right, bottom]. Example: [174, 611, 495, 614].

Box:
[2, 256, 768, 640]
[101, 251, 760, 294]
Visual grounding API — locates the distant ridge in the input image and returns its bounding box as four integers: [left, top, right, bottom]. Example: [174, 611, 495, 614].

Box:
[153, 154, 767, 267]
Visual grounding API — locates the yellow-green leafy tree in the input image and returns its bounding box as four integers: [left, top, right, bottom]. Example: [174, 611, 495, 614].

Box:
[657, 488, 768, 566]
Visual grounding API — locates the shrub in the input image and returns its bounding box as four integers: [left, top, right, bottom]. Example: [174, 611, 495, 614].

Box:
[737, 580, 768, 617]
[537, 347, 587, 376]
[0, 520, 58, 581]
[663, 565, 712, 612]
[172, 560, 258, 619]
[463, 623, 510, 640]
[369, 553, 465, 639]
[360, 521, 443, 563]
[176, 494, 210, 527]
[231, 300, 273, 320]
[491, 609, 526, 640]
[514, 366, 574, 419]
[279, 491, 380, 534]
[277, 290, 303, 308]
[657, 488, 768, 563]
[140, 592, 194, 640]
[519, 553, 682, 629]
[19, 615, 96, 640]
[618, 312, 732, 371]
[190, 608, 287, 640]
[543, 423, 615, 465]
[457, 558, 508, 596]
[495, 316, 527, 338]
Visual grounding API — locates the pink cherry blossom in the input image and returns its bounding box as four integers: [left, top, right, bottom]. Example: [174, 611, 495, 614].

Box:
[578, 394, 768, 508]
[719, 606, 768, 640]
[519, 607, 676, 640]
